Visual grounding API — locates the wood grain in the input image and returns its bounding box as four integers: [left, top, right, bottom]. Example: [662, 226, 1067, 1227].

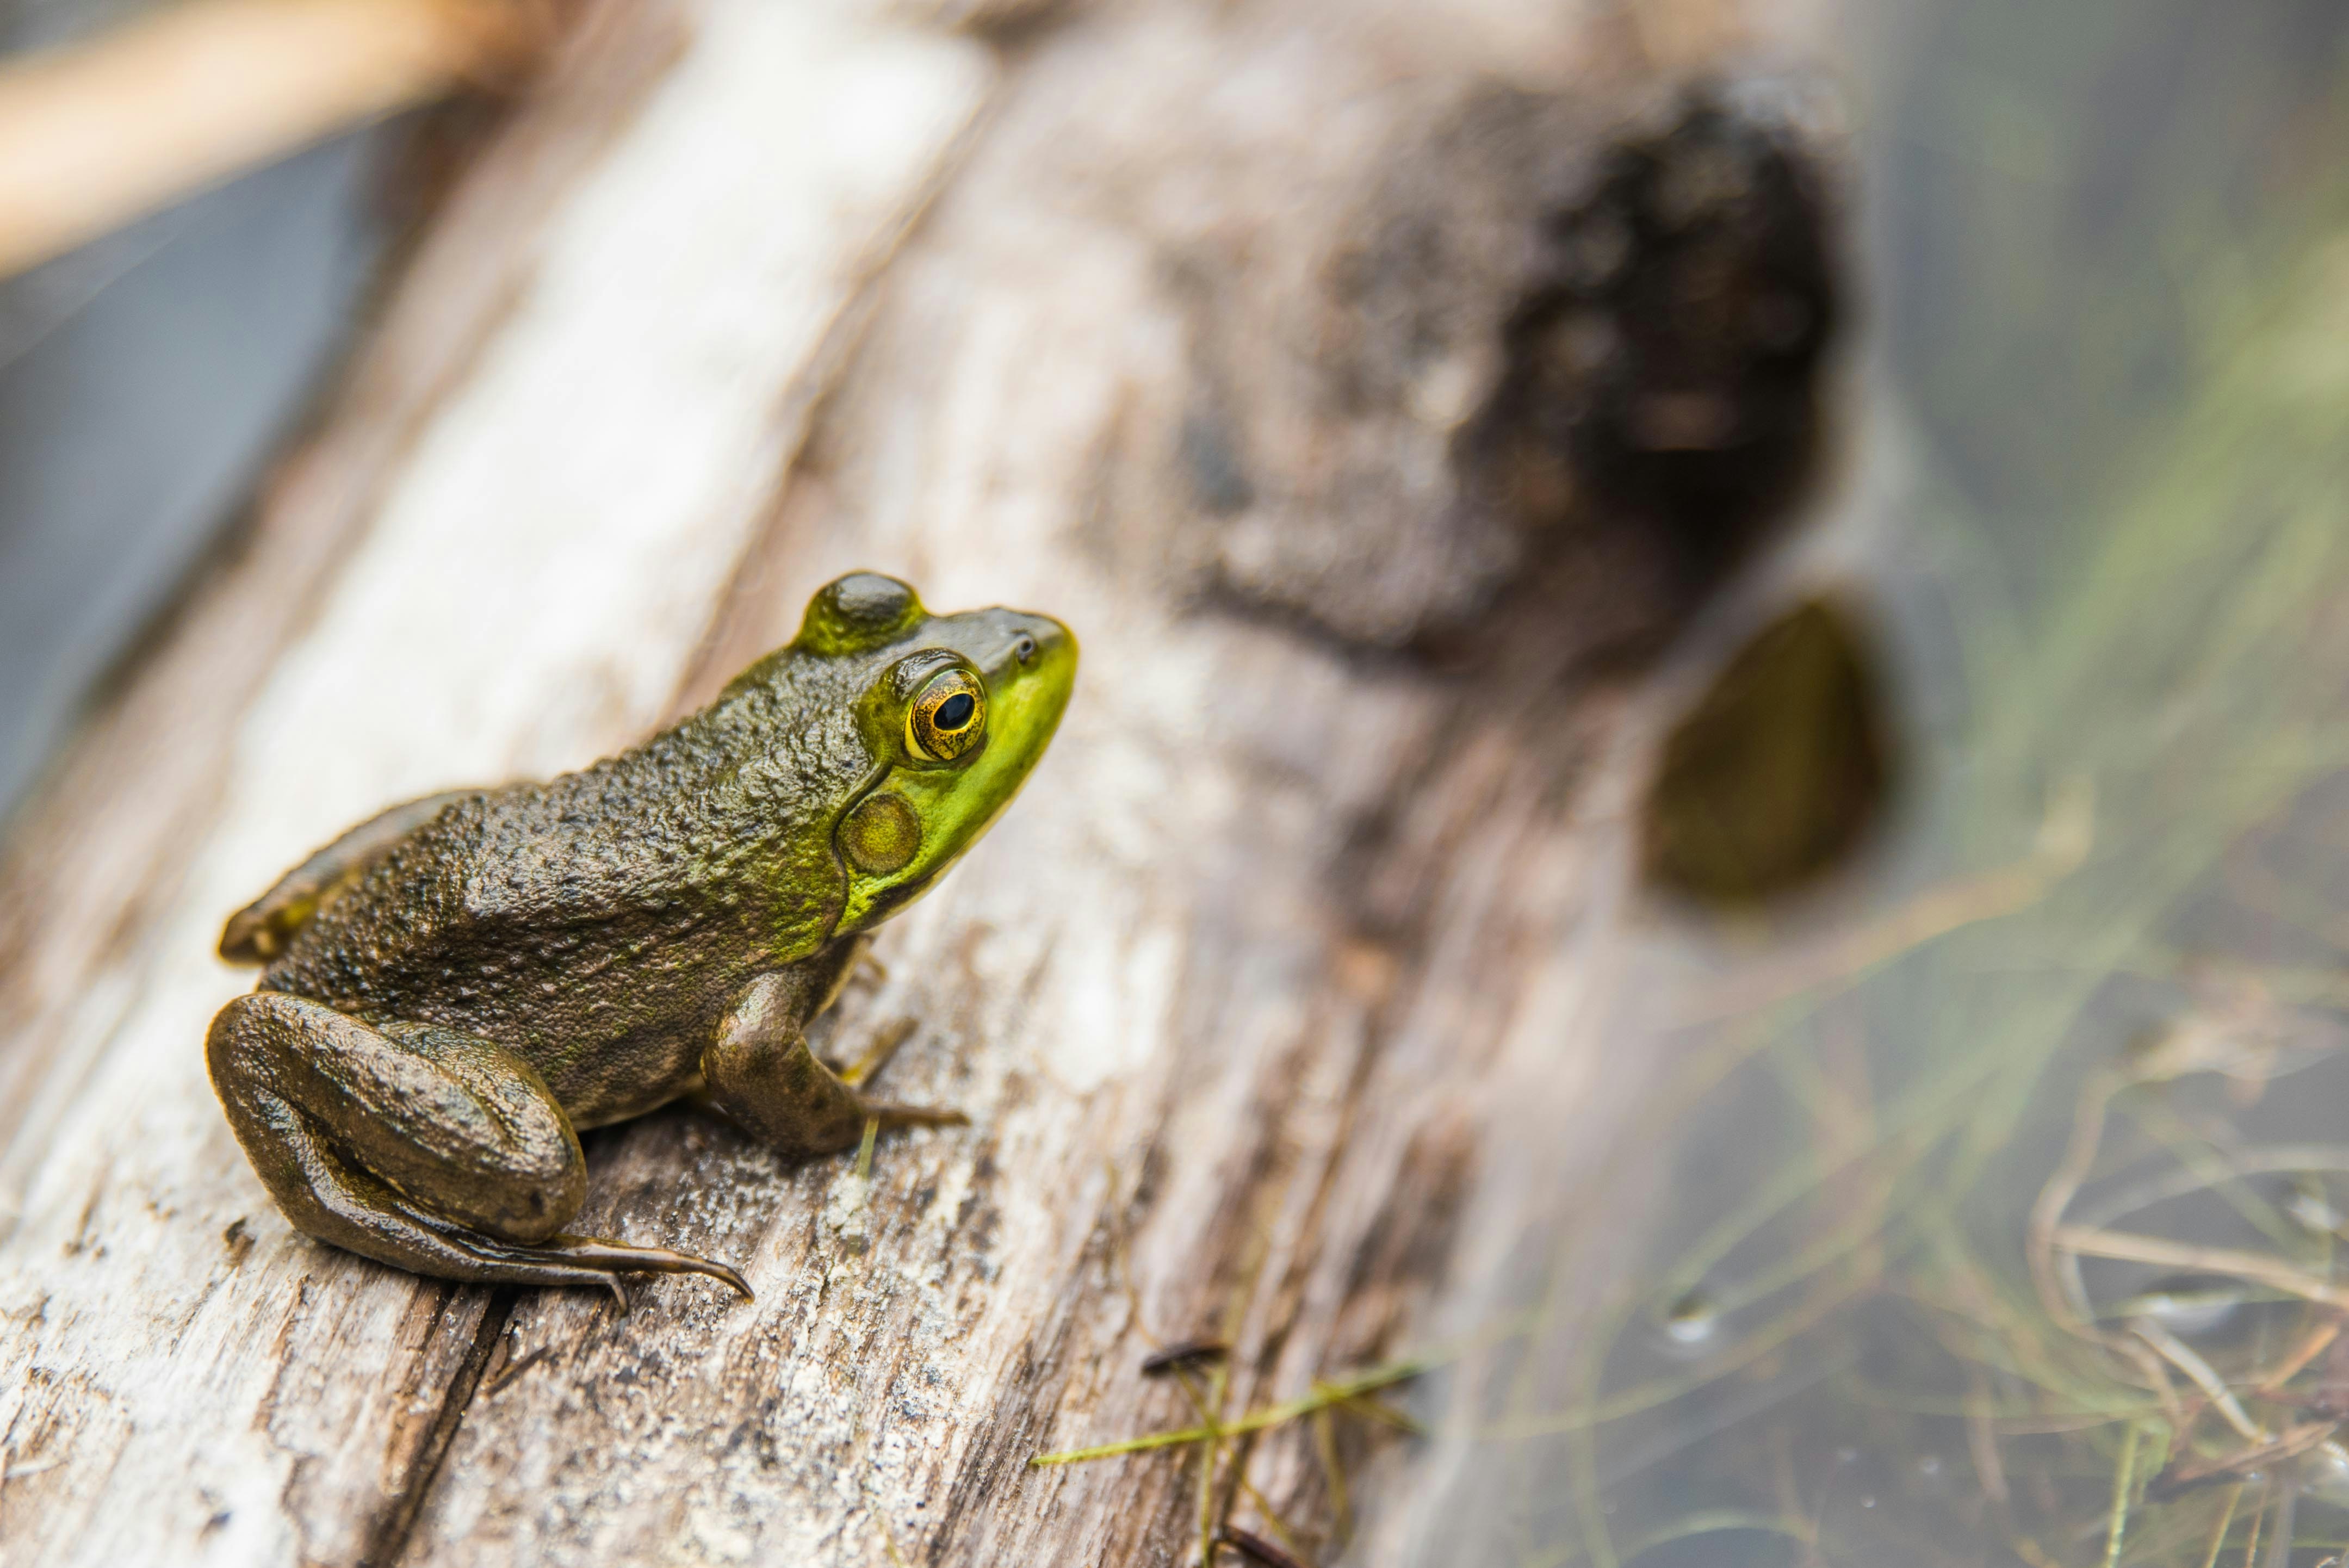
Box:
[0, 0, 1826, 1563]
[0, 3, 988, 1560]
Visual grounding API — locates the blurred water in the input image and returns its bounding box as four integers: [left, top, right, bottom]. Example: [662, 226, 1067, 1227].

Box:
[1375, 5, 2349, 1565]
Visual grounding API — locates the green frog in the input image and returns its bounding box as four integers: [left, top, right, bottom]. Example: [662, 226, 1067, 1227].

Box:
[206, 573, 1075, 1301]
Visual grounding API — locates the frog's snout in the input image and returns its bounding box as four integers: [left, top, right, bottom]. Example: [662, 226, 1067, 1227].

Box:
[991, 610, 1077, 704]
[1012, 612, 1074, 670]
[928, 604, 1075, 743]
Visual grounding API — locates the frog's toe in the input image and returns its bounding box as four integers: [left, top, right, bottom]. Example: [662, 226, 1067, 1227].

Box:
[452, 1231, 755, 1304]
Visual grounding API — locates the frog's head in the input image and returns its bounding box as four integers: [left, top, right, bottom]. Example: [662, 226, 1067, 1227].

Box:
[791, 572, 1076, 935]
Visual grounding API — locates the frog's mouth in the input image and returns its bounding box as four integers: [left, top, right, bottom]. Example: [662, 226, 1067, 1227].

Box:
[831, 611, 1076, 936]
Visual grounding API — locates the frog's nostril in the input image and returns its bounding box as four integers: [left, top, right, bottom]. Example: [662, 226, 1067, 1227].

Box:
[1014, 634, 1037, 665]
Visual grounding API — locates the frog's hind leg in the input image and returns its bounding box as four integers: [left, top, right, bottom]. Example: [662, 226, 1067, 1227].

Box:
[206, 993, 750, 1302]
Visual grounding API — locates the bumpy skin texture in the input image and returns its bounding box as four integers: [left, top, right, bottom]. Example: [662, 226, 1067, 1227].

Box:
[207, 573, 1075, 1298]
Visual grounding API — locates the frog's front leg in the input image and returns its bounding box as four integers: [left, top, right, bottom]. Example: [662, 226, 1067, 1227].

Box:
[701, 972, 966, 1160]
[207, 993, 749, 1301]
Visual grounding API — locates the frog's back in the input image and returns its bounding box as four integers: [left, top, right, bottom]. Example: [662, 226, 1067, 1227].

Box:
[257, 665, 868, 1118]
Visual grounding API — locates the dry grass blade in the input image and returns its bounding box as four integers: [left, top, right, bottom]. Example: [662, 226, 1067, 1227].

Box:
[2149, 1421, 2339, 1501]
[2254, 1317, 2342, 1397]
[2053, 1227, 2349, 1308]
[1028, 1359, 1428, 1467]
[2130, 1319, 2259, 1441]
[2100, 1422, 2143, 1568]
[1671, 780, 2093, 1029]
[2195, 1487, 2242, 1568]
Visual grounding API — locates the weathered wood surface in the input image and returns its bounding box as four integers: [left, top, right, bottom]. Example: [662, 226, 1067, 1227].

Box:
[0, 0, 1830, 1563]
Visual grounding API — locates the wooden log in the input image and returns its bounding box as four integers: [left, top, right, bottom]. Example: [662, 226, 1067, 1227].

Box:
[0, 0, 540, 280]
[0, 0, 1831, 1562]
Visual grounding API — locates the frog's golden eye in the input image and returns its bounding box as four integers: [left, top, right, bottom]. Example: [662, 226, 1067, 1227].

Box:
[908, 668, 986, 761]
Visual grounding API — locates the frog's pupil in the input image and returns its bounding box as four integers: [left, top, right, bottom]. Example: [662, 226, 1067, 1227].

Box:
[935, 693, 975, 730]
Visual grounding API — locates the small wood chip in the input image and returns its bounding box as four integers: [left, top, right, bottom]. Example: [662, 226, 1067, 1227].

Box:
[482, 1344, 552, 1398]
[1140, 1337, 1229, 1376]
[1219, 1523, 1312, 1568]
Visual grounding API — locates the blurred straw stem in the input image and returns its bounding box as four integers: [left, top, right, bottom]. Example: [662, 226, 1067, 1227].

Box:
[0, 0, 553, 278]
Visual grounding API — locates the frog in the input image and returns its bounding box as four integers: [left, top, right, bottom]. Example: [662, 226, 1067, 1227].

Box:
[206, 572, 1075, 1303]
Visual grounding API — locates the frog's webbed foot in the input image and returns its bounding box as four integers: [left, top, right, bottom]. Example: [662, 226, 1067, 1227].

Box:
[296, 1127, 749, 1307]
[840, 1023, 967, 1132]
[837, 1017, 916, 1088]
[208, 993, 752, 1302]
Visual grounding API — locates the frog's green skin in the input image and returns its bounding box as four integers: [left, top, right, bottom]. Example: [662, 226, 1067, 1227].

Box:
[206, 574, 1075, 1300]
